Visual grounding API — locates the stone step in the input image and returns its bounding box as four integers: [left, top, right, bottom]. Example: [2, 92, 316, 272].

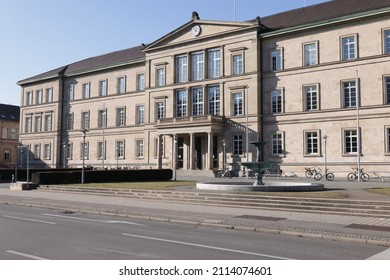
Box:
[37, 185, 390, 218]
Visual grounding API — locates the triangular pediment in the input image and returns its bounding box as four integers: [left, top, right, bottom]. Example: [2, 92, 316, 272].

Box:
[144, 17, 259, 52]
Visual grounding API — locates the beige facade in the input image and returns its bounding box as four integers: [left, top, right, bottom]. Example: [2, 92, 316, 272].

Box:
[17, 3, 390, 177]
[0, 104, 20, 169]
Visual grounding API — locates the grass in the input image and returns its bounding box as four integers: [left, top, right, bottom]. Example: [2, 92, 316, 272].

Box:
[365, 187, 390, 196]
[72, 180, 196, 190]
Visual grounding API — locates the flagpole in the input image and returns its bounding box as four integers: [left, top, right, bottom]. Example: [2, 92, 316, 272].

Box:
[356, 70, 361, 182]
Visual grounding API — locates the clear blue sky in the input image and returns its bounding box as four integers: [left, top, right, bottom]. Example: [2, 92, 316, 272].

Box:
[0, 0, 329, 106]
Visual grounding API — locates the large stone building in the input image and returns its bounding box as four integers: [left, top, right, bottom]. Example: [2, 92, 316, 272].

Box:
[17, 0, 390, 177]
[0, 104, 20, 169]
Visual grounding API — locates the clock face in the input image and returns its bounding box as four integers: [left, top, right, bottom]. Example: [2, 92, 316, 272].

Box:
[191, 25, 201, 36]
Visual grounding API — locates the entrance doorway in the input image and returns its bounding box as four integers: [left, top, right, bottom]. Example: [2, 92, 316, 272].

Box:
[177, 137, 184, 169]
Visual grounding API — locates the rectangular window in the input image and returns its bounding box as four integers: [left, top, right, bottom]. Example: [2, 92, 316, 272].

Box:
[35, 115, 42, 132]
[4, 150, 10, 161]
[271, 89, 282, 113]
[305, 131, 319, 155]
[25, 116, 32, 133]
[99, 80, 107, 96]
[2, 127, 8, 139]
[344, 129, 358, 154]
[46, 88, 53, 103]
[232, 54, 244, 75]
[271, 49, 282, 71]
[118, 76, 126, 93]
[10, 128, 17, 139]
[156, 101, 165, 120]
[44, 114, 52, 132]
[176, 90, 187, 118]
[385, 77, 390, 104]
[303, 42, 317, 66]
[116, 140, 125, 159]
[136, 140, 144, 158]
[34, 144, 41, 159]
[192, 87, 204, 116]
[233, 135, 243, 156]
[98, 109, 107, 128]
[80, 142, 89, 160]
[176, 55, 188, 83]
[82, 83, 90, 99]
[44, 144, 51, 160]
[98, 141, 105, 160]
[343, 81, 356, 108]
[65, 143, 72, 159]
[68, 84, 74, 101]
[304, 85, 318, 111]
[232, 92, 243, 116]
[26, 91, 33, 105]
[137, 105, 144, 124]
[116, 107, 126, 126]
[156, 67, 166, 86]
[272, 133, 283, 155]
[191, 52, 204, 81]
[384, 30, 390, 54]
[208, 86, 220, 115]
[137, 73, 145, 91]
[208, 49, 221, 78]
[81, 111, 90, 129]
[341, 36, 356, 61]
[66, 113, 74, 130]
[386, 127, 390, 154]
[36, 90, 43, 104]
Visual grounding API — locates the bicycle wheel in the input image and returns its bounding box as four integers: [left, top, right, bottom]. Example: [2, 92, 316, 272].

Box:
[226, 171, 232, 179]
[361, 173, 370, 182]
[305, 170, 312, 178]
[326, 173, 335, 181]
[347, 173, 356, 181]
[314, 173, 322, 181]
[217, 171, 223, 178]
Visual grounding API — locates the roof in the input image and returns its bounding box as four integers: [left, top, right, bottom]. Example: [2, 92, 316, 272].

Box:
[0, 104, 20, 122]
[259, 0, 390, 31]
[18, 45, 144, 85]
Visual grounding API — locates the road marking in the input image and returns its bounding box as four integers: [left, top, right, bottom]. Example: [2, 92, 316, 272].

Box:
[122, 233, 292, 260]
[6, 250, 49, 260]
[3, 215, 56, 225]
[367, 247, 390, 260]
[42, 213, 144, 226]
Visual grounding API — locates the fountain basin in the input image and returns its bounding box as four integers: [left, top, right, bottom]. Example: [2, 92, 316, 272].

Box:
[196, 181, 324, 192]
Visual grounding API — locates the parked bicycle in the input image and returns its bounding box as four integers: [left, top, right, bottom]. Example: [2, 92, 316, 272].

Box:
[347, 167, 370, 182]
[217, 169, 232, 179]
[314, 168, 335, 181]
[305, 166, 321, 178]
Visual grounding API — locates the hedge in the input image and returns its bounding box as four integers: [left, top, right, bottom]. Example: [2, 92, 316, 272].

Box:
[0, 168, 85, 182]
[32, 169, 173, 185]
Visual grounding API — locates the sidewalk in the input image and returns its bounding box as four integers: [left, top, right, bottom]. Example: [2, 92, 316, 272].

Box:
[1, 176, 390, 248]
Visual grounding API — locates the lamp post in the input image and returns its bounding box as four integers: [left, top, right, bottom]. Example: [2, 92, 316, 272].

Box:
[222, 138, 226, 171]
[81, 129, 87, 184]
[17, 145, 29, 185]
[173, 135, 177, 181]
[323, 135, 328, 181]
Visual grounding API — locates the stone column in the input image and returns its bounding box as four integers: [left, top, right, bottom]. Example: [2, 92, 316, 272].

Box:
[157, 134, 162, 169]
[189, 133, 194, 170]
[207, 132, 213, 170]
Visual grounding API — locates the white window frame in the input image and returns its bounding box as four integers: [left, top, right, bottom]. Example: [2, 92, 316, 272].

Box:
[82, 82, 90, 99]
[99, 79, 107, 96]
[272, 132, 284, 156]
[191, 87, 204, 116]
[303, 42, 318, 66]
[116, 107, 126, 126]
[136, 139, 144, 158]
[342, 80, 357, 108]
[81, 111, 90, 130]
[44, 113, 52, 132]
[44, 143, 51, 160]
[271, 48, 282, 71]
[304, 84, 319, 111]
[271, 89, 283, 114]
[116, 140, 125, 159]
[341, 35, 357, 61]
[232, 134, 243, 156]
[80, 141, 89, 160]
[191, 51, 204, 81]
[384, 29, 390, 54]
[232, 91, 243, 116]
[98, 109, 107, 128]
[25, 115, 32, 133]
[156, 101, 165, 120]
[137, 73, 145, 91]
[35, 115, 42, 132]
[68, 84, 74, 101]
[118, 76, 126, 94]
[176, 89, 187, 118]
[34, 144, 41, 159]
[136, 105, 144, 125]
[46, 88, 53, 103]
[208, 85, 220, 116]
[97, 141, 106, 160]
[304, 130, 320, 156]
[156, 67, 166, 87]
[232, 53, 244, 75]
[343, 128, 358, 155]
[208, 48, 221, 78]
[176, 55, 188, 83]
[36, 89, 43, 104]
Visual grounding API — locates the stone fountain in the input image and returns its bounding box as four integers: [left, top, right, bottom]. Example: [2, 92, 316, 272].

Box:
[240, 141, 271, 186]
[196, 139, 324, 192]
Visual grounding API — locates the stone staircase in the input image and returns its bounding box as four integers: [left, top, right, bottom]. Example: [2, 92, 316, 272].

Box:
[36, 185, 390, 218]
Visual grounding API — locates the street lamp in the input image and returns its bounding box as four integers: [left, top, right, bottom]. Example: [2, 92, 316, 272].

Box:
[173, 135, 177, 181]
[222, 138, 226, 171]
[323, 135, 328, 181]
[17, 145, 29, 185]
[81, 129, 88, 184]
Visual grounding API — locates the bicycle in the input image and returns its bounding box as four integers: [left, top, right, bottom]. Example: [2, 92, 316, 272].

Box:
[305, 166, 321, 178]
[217, 169, 232, 179]
[347, 167, 370, 182]
[314, 168, 335, 181]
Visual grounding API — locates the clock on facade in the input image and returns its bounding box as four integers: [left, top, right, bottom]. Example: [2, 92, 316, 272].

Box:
[191, 25, 201, 36]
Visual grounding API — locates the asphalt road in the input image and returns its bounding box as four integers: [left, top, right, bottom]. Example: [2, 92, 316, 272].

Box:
[0, 203, 387, 260]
